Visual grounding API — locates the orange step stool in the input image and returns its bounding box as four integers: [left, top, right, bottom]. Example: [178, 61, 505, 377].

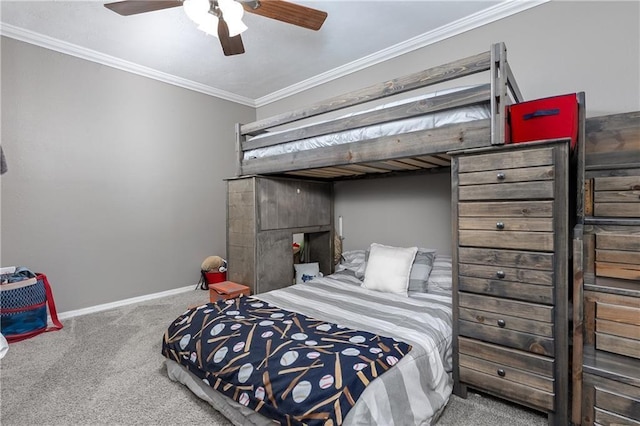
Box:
[209, 281, 251, 303]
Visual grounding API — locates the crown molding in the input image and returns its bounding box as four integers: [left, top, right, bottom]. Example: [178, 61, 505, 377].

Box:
[0, 23, 256, 107]
[254, 0, 549, 108]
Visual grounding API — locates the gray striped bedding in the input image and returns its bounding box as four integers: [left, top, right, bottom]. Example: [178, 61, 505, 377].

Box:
[165, 263, 453, 425]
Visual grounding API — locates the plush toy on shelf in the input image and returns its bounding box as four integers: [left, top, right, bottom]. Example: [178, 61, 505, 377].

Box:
[197, 256, 227, 290]
[201, 255, 227, 273]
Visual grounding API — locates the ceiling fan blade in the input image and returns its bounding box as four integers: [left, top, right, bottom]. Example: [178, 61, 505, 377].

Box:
[104, 1, 183, 16]
[243, 0, 327, 31]
[218, 18, 245, 56]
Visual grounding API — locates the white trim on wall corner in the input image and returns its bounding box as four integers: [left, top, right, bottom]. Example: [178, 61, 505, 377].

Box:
[0, 23, 256, 107]
[254, 0, 549, 107]
[52, 285, 196, 321]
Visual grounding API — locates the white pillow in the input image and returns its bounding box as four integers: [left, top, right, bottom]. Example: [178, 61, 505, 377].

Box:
[294, 263, 322, 284]
[362, 244, 418, 295]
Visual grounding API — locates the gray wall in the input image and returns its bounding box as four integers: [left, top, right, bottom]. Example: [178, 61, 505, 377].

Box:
[334, 172, 452, 254]
[1, 37, 255, 312]
[258, 0, 640, 254]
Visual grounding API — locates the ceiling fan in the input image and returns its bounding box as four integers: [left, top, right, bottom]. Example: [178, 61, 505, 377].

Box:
[103, 0, 328, 56]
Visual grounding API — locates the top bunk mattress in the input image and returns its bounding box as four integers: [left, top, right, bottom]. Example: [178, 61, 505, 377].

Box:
[244, 86, 490, 160]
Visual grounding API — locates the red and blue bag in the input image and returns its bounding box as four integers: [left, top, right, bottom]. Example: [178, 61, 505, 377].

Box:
[1, 267, 63, 343]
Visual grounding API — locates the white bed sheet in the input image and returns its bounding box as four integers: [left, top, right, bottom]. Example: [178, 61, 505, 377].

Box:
[244, 87, 489, 160]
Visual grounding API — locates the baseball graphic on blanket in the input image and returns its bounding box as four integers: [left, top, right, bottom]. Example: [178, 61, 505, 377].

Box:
[179, 334, 191, 350]
[292, 381, 312, 403]
[213, 346, 228, 363]
[211, 323, 225, 336]
[319, 374, 334, 389]
[280, 350, 299, 366]
[238, 363, 253, 383]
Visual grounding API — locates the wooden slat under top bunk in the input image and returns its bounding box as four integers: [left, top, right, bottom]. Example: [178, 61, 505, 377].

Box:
[284, 154, 453, 179]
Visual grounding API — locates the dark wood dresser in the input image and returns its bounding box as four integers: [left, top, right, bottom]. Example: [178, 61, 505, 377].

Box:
[451, 140, 572, 425]
[573, 111, 640, 425]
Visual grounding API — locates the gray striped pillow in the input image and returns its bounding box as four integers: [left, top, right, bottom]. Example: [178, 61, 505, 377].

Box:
[408, 249, 436, 292]
[427, 255, 453, 295]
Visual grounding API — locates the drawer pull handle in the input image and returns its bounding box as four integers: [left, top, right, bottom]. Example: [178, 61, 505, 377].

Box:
[497, 319, 506, 328]
[496, 222, 505, 230]
[496, 172, 505, 180]
[497, 369, 506, 377]
[496, 271, 505, 279]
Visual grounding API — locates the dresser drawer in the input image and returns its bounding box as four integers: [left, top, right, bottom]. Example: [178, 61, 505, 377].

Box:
[459, 262, 553, 285]
[459, 319, 554, 356]
[460, 367, 554, 411]
[459, 180, 554, 201]
[458, 260, 554, 304]
[459, 307, 554, 337]
[459, 230, 554, 252]
[459, 293, 553, 322]
[595, 301, 640, 359]
[457, 146, 555, 201]
[458, 146, 554, 173]
[593, 175, 640, 218]
[459, 165, 555, 186]
[594, 387, 640, 425]
[595, 233, 640, 283]
[458, 276, 554, 304]
[458, 247, 554, 270]
[459, 337, 554, 392]
[459, 217, 553, 232]
[458, 201, 553, 218]
[458, 292, 554, 355]
[583, 373, 640, 426]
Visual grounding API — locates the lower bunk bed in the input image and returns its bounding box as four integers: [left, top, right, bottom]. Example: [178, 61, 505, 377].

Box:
[162, 252, 453, 425]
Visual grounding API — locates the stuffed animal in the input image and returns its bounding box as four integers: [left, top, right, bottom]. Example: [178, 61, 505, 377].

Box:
[201, 255, 226, 272]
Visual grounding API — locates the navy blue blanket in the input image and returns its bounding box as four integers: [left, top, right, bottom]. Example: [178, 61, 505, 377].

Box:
[162, 296, 411, 425]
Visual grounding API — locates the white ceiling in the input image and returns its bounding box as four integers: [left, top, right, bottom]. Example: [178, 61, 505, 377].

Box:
[0, 1, 544, 106]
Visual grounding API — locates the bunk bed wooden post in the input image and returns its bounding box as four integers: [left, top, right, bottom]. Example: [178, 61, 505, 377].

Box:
[572, 223, 585, 425]
[235, 123, 245, 177]
[571, 91, 587, 425]
[575, 92, 587, 221]
[490, 42, 508, 146]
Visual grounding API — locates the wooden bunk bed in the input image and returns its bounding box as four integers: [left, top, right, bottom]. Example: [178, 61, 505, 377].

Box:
[234, 42, 523, 180]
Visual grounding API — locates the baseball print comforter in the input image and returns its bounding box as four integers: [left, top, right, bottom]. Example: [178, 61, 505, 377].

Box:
[162, 273, 453, 425]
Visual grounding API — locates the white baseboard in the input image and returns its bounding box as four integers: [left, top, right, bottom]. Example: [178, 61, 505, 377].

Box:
[52, 285, 196, 321]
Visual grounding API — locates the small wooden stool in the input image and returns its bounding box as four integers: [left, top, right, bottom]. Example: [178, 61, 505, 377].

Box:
[209, 281, 251, 303]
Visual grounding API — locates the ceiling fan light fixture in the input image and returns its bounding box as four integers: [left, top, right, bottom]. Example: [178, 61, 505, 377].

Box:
[198, 13, 220, 37]
[184, 0, 247, 38]
[218, 0, 247, 37]
[183, 0, 210, 25]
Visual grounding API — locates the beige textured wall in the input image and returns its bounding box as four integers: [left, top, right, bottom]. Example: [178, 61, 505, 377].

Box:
[1, 37, 255, 312]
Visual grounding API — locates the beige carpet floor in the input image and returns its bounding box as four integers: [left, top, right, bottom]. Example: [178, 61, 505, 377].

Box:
[0, 289, 547, 425]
